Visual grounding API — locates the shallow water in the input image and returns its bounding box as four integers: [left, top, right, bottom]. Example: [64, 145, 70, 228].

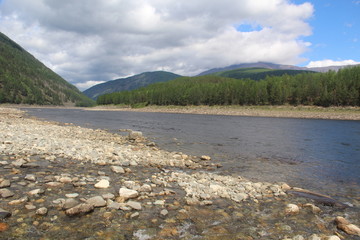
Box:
[23, 108, 360, 201]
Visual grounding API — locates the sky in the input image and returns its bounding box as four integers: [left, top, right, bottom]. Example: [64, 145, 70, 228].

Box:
[0, 0, 359, 90]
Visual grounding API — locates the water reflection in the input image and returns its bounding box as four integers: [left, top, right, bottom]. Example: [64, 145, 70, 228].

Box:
[24, 108, 360, 199]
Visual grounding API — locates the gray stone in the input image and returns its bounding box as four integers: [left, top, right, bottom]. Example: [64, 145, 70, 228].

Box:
[139, 184, 152, 192]
[25, 174, 36, 181]
[126, 201, 142, 210]
[102, 193, 115, 199]
[111, 166, 125, 174]
[107, 202, 121, 210]
[65, 203, 94, 216]
[63, 198, 80, 209]
[36, 207, 48, 216]
[86, 196, 106, 207]
[128, 130, 143, 140]
[0, 179, 11, 188]
[11, 159, 26, 167]
[160, 209, 168, 216]
[0, 188, 15, 198]
[0, 208, 11, 219]
[65, 193, 79, 198]
[28, 189, 44, 195]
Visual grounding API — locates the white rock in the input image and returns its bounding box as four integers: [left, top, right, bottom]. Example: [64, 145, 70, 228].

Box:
[160, 209, 168, 216]
[65, 193, 79, 198]
[326, 236, 341, 240]
[25, 174, 36, 182]
[111, 166, 125, 174]
[285, 204, 299, 214]
[119, 188, 138, 200]
[36, 207, 48, 216]
[94, 179, 110, 189]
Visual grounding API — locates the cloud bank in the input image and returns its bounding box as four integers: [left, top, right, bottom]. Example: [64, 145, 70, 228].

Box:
[306, 59, 360, 68]
[0, 0, 313, 90]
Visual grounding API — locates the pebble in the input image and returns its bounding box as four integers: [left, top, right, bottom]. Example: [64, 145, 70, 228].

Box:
[25, 174, 36, 181]
[86, 196, 107, 207]
[0, 188, 15, 198]
[285, 204, 300, 214]
[126, 201, 142, 210]
[0, 208, 11, 219]
[65, 203, 94, 216]
[94, 179, 110, 189]
[65, 193, 79, 198]
[111, 166, 125, 174]
[119, 188, 139, 200]
[36, 207, 48, 216]
[160, 209, 168, 216]
[0, 179, 11, 188]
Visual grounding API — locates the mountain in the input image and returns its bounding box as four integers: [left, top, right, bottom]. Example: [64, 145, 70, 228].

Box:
[83, 71, 182, 99]
[0, 32, 94, 106]
[208, 67, 315, 80]
[197, 61, 360, 76]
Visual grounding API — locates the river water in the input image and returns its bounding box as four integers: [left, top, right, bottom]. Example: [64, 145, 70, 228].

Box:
[23, 108, 360, 202]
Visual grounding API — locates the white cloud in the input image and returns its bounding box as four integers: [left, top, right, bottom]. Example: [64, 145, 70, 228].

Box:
[75, 81, 106, 91]
[306, 59, 360, 68]
[0, 0, 314, 90]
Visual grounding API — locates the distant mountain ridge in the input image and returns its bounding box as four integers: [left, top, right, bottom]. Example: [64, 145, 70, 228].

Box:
[0, 32, 94, 106]
[83, 71, 181, 99]
[197, 62, 360, 76]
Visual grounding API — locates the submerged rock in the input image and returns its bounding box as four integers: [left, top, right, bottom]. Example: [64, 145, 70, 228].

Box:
[0, 208, 11, 219]
[65, 203, 94, 216]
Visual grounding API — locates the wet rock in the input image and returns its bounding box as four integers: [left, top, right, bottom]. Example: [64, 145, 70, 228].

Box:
[130, 212, 139, 218]
[326, 236, 341, 240]
[308, 234, 321, 240]
[0, 222, 9, 232]
[0, 188, 15, 198]
[160, 209, 168, 216]
[119, 187, 139, 200]
[128, 130, 143, 140]
[65, 193, 79, 198]
[25, 204, 36, 210]
[107, 202, 121, 210]
[86, 196, 107, 207]
[8, 196, 28, 205]
[28, 189, 44, 196]
[45, 182, 62, 187]
[65, 203, 94, 216]
[94, 179, 110, 189]
[200, 155, 211, 161]
[59, 176, 72, 183]
[292, 235, 305, 240]
[36, 207, 48, 216]
[24, 174, 36, 182]
[0, 208, 11, 219]
[0, 179, 11, 188]
[139, 184, 152, 192]
[285, 204, 299, 214]
[111, 166, 125, 174]
[102, 193, 115, 199]
[127, 201, 142, 210]
[62, 198, 80, 209]
[335, 216, 360, 236]
[11, 159, 26, 167]
[304, 203, 321, 213]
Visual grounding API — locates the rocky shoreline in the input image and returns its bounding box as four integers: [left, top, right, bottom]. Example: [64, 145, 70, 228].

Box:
[86, 105, 360, 121]
[1, 107, 359, 239]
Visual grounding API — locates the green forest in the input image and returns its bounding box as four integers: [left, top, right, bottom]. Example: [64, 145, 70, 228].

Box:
[97, 66, 360, 107]
[0, 32, 94, 106]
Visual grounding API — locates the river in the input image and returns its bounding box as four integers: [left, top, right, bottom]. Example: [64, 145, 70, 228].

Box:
[23, 108, 360, 202]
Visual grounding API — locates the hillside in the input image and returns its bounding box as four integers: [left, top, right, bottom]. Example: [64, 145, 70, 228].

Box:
[211, 67, 315, 80]
[197, 62, 360, 76]
[97, 66, 360, 107]
[83, 71, 182, 99]
[0, 32, 94, 106]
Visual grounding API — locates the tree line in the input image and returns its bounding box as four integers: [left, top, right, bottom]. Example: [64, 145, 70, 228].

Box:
[97, 66, 360, 107]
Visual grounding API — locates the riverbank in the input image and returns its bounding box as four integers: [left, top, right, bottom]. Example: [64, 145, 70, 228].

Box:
[88, 105, 360, 121]
[1, 107, 359, 239]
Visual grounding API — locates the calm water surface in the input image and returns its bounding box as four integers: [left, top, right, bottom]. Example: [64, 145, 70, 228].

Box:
[24, 108, 360, 201]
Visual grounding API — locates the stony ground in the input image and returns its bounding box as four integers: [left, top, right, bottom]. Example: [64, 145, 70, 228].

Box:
[87, 105, 360, 121]
[0, 107, 359, 240]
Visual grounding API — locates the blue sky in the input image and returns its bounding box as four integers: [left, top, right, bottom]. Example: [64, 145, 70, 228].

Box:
[0, 0, 359, 90]
[295, 0, 360, 67]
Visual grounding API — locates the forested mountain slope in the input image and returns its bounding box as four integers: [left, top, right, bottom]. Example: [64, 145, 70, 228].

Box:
[83, 71, 181, 99]
[0, 32, 94, 106]
[97, 66, 360, 107]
